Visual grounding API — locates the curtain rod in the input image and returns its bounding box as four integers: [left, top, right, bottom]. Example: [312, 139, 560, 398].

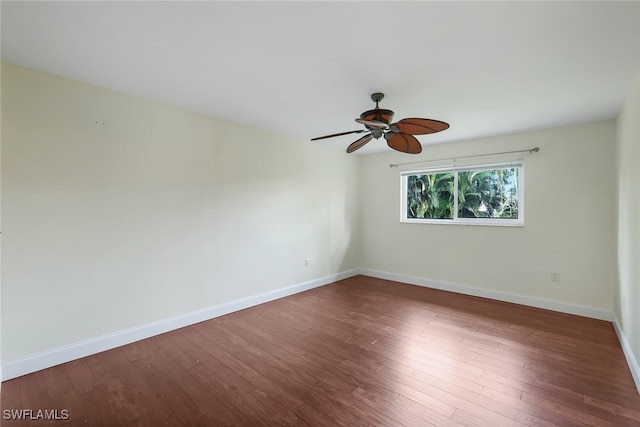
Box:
[389, 147, 540, 168]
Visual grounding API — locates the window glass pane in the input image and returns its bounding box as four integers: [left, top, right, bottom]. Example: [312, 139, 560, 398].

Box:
[406, 173, 454, 219]
[457, 168, 519, 219]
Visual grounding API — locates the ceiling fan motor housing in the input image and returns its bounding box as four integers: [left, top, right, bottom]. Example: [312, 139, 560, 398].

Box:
[360, 108, 394, 126]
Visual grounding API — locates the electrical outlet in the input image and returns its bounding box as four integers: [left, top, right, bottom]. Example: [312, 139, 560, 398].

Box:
[551, 272, 560, 282]
[304, 258, 310, 268]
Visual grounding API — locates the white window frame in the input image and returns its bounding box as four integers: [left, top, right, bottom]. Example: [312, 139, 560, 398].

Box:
[400, 160, 525, 226]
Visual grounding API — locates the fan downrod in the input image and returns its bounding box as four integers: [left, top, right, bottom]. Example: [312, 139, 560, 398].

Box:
[370, 92, 384, 106]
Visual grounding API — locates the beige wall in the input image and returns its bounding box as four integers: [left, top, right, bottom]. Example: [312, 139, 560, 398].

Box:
[359, 120, 617, 310]
[616, 74, 640, 377]
[1, 63, 360, 363]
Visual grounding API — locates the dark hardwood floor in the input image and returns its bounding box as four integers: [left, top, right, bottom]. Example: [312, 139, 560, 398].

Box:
[2, 275, 639, 426]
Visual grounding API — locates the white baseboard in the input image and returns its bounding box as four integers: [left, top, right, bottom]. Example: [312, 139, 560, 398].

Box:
[2, 268, 625, 385]
[612, 312, 640, 393]
[358, 268, 612, 321]
[1, 269, 359, 381]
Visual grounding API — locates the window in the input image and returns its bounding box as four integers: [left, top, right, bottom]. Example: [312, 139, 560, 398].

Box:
[401, 161, 524, 226]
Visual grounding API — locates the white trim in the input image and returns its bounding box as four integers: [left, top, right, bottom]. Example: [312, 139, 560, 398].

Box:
[358, 268, 612, 321]
[400, 218, 525, 227]
[1, 269, 359, 381]
[400, 159, 525, 175]
[612, 312, 640, 394]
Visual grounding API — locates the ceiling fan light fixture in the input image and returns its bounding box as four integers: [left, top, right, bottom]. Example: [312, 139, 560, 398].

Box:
[370, 128, 384, 139]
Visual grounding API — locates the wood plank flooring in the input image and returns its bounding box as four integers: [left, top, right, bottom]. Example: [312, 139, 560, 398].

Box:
[2, 275, 639, 426]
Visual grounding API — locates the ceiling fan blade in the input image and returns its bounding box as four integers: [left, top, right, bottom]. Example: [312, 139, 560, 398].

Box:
[384, 132, 422, 154]
[311, 129, 367, 141]
[355, 118, 388, 129]
[346, 134, 373, 153]
[391, 118, 449, 135]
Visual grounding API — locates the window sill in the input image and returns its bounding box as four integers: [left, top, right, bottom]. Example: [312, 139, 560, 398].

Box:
[401, 218, 525, 227]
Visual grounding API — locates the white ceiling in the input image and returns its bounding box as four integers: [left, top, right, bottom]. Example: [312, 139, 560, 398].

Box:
[2, 1, 639, 155]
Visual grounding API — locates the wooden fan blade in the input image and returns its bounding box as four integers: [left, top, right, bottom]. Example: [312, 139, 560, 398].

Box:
[346, 134, 373, 153]
[311, 129, 366, 141]
[391, 118, 449, 135]
[384, 132, 422, 154]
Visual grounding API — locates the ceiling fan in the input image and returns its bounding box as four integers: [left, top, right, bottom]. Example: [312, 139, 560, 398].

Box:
[311, 93, 449, 154]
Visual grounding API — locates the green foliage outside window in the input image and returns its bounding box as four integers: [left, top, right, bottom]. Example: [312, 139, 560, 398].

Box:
[407, 173, 454, 219]
[406, 167, 519, 220]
